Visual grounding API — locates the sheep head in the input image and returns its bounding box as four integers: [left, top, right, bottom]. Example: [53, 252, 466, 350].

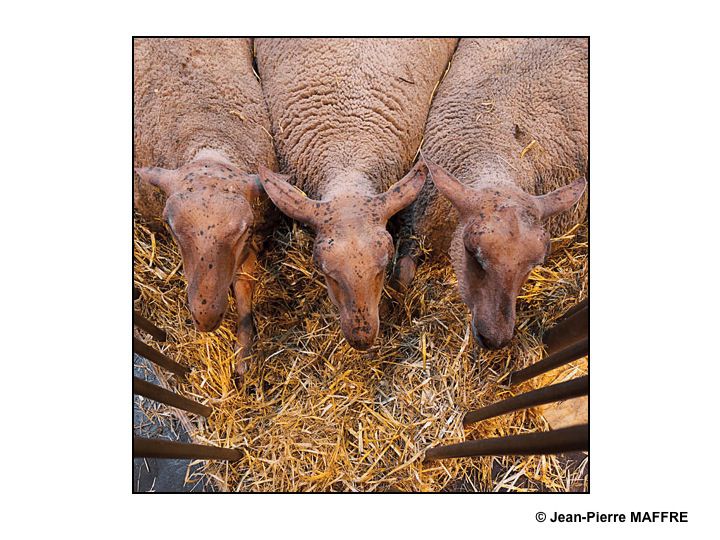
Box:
[135, 161, 262, 332]
[426, 157, 586, 349]
[259, 161, 427, 350]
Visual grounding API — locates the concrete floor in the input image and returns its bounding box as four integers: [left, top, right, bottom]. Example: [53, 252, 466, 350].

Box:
[133, 355, 213, 493]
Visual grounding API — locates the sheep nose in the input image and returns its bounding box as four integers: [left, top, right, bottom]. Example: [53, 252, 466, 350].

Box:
[472, 322, 512, 350]
[483, 335, 512, 350]
[189, 295, 227, 332]
[341, 321, 378, 351]
[346, 334, 374, 351]
[192, 313, 223, 332]
[471, 323, 487, 349]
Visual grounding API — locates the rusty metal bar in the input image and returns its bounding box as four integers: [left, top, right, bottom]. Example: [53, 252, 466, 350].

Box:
[424, 424, 589, 462]
[133, 437, 242, 461]
[508, 338, 589, 386]
[133, 338, 190, 378]
[133, 311, 167, 342]
[133, 377, 212, 417]
[543, 303, 589, 354]
[464, 376, 589, 425]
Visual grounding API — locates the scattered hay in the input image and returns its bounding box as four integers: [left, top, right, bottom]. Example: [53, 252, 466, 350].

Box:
[519, 139, 539, 159]
[133, 214, 588, 492]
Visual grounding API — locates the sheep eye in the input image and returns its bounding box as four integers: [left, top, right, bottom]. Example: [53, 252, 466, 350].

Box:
[466, 247, 485, 271]
[318, 260, 332, 275]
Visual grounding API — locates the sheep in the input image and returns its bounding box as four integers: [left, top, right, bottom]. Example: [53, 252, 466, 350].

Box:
[133, 38, 278, 376]
[254, 38, 457, 350]
[395, 38, 588, 349]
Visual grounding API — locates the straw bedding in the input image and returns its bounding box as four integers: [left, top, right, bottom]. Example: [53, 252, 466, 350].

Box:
[133, 213, 588, 492]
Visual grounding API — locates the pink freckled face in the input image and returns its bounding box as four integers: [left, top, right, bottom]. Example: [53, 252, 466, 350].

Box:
[313, 226, 393, 350]
[164, 190, 253, 332]
[457, 203, 550, 349]
[257, 162, 427, 350]
[426, 158, 586, 350]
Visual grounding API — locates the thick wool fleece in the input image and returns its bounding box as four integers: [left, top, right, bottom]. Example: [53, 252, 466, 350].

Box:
[255, 38, 457, 197]
[133, 38, 277, 223]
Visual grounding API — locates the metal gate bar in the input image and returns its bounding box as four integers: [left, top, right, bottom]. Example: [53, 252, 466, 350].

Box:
[509, 337, 589, 385]
[424, 424, 589, 462]
[132, 308, 241, 467]
[423, 299, 590, 464]
[464, 376, 589, 425]
[133, 337, 190, 379]
[133, 437, 242, 461]
[133, 376, 212, 417]
[543, 303, 588, 354]
[133, 311, 167, 342]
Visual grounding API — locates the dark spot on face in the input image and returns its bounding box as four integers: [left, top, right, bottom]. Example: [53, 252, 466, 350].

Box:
[238, 313, 253, 329]
[209, 263, 213, 269]
[202, 299, 207, 305]
[502, 299, 513, 320]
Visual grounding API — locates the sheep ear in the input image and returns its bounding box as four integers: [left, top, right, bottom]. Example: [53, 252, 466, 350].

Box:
[376, 159, 427, 219]
[258, 165, 324, 227]
[535, 177, 587, 219]
[135, 167, 180, 196]
[425, 158, 476, 216]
